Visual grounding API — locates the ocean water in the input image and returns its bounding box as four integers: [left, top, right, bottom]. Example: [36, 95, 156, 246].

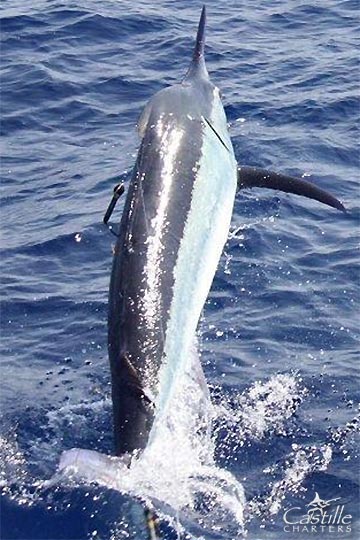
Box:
[1, 1, 359, 539]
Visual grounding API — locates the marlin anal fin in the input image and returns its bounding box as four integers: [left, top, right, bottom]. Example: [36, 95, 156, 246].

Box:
[119, 353, 154, 407]
[237, 166, 346, 212]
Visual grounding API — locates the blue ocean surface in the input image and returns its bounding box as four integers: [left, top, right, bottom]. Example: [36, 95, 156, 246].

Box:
[1, 1, 359, 539]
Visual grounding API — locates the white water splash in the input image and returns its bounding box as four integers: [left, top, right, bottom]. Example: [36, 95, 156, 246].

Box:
[57, 348, 246, 537]
[0, 432, 27, 489]
[215, 373, 307, 442]
[3, 371, 356, 537]
[247, 444, 333, 519]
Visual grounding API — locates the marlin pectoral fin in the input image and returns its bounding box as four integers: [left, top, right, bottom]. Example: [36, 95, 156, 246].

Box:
[103, 182, 125, 237]
[237, 166, 346, 212]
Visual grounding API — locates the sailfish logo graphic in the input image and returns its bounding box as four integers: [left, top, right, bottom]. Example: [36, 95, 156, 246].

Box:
[306, 492, 341, 517]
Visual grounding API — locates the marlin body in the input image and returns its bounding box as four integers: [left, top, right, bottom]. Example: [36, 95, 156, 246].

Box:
[109, 9, 236, 455]
[106, 7, 345, 457]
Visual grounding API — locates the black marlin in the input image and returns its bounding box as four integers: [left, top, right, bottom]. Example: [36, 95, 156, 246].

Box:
[104, 6, 345, 457]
